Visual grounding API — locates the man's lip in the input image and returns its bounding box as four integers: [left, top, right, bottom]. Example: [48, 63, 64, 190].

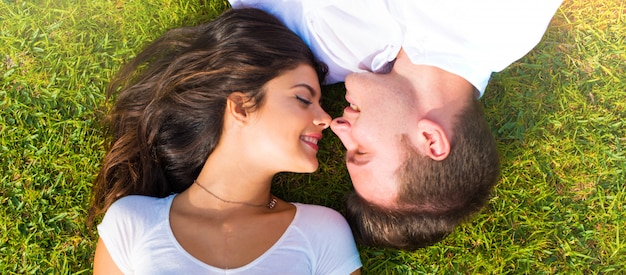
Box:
[345, 95, 355, 105]
[345, 95, 360, 112]
[343, 106, 359, 114]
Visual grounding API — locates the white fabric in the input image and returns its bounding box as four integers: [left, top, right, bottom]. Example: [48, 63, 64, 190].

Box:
[98, 195, 361, 274]
[229, 0, 563, 96]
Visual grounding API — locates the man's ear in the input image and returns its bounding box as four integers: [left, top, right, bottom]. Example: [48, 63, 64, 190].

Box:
[226, 92, 250, 124]
[415, 119, 450, 161]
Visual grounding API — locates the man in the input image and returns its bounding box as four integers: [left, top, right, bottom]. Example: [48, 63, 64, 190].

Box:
[230, 0, 563, 249]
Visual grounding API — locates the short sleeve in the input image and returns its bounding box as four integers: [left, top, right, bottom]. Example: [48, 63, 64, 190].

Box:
[294, 205, 361, 275]
[97, 196, 148, 274]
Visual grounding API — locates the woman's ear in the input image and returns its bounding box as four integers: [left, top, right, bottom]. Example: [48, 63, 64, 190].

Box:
[226, 92, 250, 124]
[414, 119, 450, 161]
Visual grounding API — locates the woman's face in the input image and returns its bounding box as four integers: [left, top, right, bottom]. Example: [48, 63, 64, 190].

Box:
[245, 64, 331, 173]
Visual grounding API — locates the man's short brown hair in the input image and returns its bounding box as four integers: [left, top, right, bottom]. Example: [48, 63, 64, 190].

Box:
[345, 98, 500, 250]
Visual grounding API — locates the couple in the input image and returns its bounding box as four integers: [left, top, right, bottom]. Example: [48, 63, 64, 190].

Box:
[90, 1, 562, 273]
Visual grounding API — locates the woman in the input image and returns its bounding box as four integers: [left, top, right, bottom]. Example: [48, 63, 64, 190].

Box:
[89, 8, 361, 274]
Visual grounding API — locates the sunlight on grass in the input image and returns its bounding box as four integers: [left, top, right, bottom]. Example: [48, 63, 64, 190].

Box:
[1, 0, 623, 273]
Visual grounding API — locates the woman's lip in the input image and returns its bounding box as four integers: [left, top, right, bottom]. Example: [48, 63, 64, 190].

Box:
[304, 133, 322, 140]
[304, 141, 318, 151]
[301, 134, 321, 151]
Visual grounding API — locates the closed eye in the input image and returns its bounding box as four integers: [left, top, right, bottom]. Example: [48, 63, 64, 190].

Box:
[347, 151, 370, 166]
[296, 95, 313, 105]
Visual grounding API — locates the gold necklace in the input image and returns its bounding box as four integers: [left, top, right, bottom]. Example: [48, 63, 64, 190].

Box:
[193, 180, 277, 209]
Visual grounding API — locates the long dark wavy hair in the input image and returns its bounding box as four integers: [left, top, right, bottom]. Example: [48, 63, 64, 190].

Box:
[88, 8, 327, 225]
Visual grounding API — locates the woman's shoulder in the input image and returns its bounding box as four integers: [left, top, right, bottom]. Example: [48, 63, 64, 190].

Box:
[107, 194, 175, 219]
[99, 195, 175, 236]
[111, 194, 172, 207]
[287, 203, 360, 270]
[292, 202, 341, 215]
[291, 203, 350, 231]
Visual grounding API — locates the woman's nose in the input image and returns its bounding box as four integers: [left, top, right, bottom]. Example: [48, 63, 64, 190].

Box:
[314, 109, 332, 129]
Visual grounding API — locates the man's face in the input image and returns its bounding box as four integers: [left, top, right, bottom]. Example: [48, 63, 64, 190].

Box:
[330, 71, 417, 207]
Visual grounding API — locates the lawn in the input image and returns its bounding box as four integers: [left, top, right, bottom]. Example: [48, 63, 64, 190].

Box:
[1, 0, 624, 274]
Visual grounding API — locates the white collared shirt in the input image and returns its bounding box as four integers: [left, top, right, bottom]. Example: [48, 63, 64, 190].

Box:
[230, 0, 563, 96]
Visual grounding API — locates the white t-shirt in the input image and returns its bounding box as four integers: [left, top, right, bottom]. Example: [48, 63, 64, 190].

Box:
[229, 0, 562, 96]
[98, 195, 361, 274]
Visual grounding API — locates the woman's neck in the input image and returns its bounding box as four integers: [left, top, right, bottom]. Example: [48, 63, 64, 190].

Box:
[187, 146, 276, 212]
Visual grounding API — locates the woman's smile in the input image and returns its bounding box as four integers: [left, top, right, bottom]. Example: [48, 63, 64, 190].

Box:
[300, 134, 322, 151]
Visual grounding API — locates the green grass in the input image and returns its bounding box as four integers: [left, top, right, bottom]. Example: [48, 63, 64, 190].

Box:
[1, 0, 624, 273]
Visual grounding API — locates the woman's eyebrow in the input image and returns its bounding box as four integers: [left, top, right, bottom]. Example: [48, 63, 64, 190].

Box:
[291, 83, 317, 98]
